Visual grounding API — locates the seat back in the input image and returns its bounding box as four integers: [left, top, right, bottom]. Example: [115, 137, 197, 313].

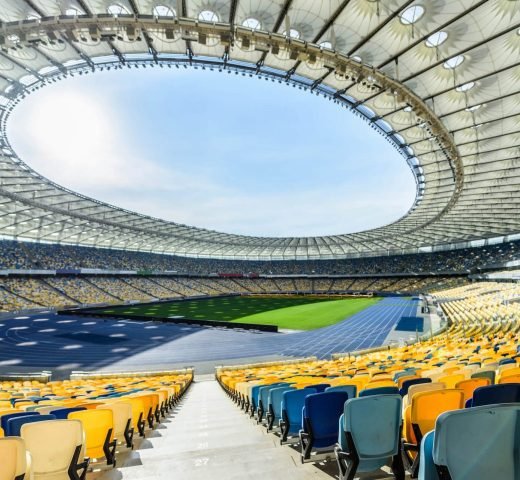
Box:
[49, 407, 86, 419]
[8, 414, 56, 436]
[454, 378, 490, 402]
[305, 383, 330, 393]
[403, 382, 445, 409]
[97, 402, 131, 440]
[0, 437, 27, 480]
[433, 404, 520, 480]
[1, 412, 39, 436]
[400, 377, 431, 396]
[269, 387, 295, 420]
[471, 370, 496, 384]
[126, 397, 146, 429]
[419, 430, 439, 480]
[304, 392, 349, 447]
[21, 419, 83, 477]
[411, 389, 464, 438]
[436, 374, 466, 389]
[259, 383, 286, 411]
[325, 385, 357, 399]
[359, 386, 399, 397]
[251, 385, 263, 411]
[471, 383, 520, 407]
[282, 388, 316, 433]
[343, 394, 402, 472]
[69, 408, 114, 459]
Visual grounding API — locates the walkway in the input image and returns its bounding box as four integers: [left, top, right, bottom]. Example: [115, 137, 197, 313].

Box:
[96, 377, 333, 480]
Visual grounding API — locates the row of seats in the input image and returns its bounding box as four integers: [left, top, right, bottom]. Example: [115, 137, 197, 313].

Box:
[0, 371, 192, 479]
[218, 314, 519, 478]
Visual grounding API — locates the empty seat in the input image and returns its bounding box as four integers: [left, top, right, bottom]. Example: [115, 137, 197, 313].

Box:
[68, 409, 117, 465]
[49, 407, 86, 419]
[279, 388, 316, 443]
[336, 394, 404, 480]
[257, 383, 287, 424]
[0, 437, 31, 480]
[97, 402, 134, 448]
[359, 386, 399, 397]
[21, 419, 89, 480]
[419, 404, 520, 480]
[470, 383, 520, 407]
[7, 414, 56, 436]
[403, 389, 464, 477]
[299, 391, 349, 461]
[304, 383, 330, 393]
[471, 369, 495, 384]
[325, 385, 357, 399]
[454, 378, 490, 403]
[1, 412, 39, 436]
[266, 386, 294, 431]
[400, 378, 431, 397]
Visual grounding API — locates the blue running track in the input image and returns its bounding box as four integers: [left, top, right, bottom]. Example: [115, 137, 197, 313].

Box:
[0, 297, 417, 371]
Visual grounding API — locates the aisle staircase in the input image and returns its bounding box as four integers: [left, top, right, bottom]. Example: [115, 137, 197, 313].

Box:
[94, 376, 332, 480]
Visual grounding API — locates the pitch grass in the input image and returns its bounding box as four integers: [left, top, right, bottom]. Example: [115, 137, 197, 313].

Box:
[100, 295, 381, 331]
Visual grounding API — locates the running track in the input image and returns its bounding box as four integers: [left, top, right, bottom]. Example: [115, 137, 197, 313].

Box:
[0, 297, 418, 372]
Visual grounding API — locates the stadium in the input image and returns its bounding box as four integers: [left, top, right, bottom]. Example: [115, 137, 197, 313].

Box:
[0, 1, 519, 479]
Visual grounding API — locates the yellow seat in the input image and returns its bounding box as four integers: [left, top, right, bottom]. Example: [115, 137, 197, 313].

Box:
[0, 436, 30, 480]
[455, 378, 490, 402]
[68, 409, 116, 465]
[436, 373, 466, 389]
[498, 367, 520, 383]
[97, 402, 134, 449]
[499, 374, 520, 384]
[403, 389, 464, 475]
[21, 419, 88, 480]
[402, 382, 445, 410]
[125, 397, 146, 437]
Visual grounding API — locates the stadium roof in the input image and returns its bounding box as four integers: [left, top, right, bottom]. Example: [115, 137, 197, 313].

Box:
[0, 0, 518, 260]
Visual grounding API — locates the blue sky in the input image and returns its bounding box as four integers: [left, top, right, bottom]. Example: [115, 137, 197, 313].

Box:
[8, 67, 416, 237]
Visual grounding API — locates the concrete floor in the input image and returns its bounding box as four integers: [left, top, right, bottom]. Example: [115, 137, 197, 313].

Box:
[92, 377, 409, 480]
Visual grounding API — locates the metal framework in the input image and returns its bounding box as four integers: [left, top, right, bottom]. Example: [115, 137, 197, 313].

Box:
[0, 0, 517, 260]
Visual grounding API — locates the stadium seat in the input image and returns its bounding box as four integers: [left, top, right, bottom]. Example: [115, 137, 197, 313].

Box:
[418, 431, 437, 480]
[454, 378, 490, 403]
[279, 388, 317, 443]
[359, 386, 399, 397]
[126, 397, 146, 437]
[420, 404, 520, 480]
[49, 407, 86, 419]
[7, 414, 56, 436]
[1, 412, 39, 436]
[470, 383, 520, 407]
[403, 389, 464, 477]
[335, 394, 404, 480]
[400, 378, 431, 397]
[21, 419, 89, 480]
[266, 386, 294, 431]
[325, 385, 357, 398]
[68, 409, 117, 465]
[257, 383, 287, 424]
[402, 382, 445, 410]
[304, 383, 330, 393]
[97, 402, 134, 448]
[471, 369, 496, 384]
[0, 436, 31, 480]
[299, 391, 349, 461]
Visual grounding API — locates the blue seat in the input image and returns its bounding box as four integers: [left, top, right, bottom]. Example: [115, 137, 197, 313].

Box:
[499, 358, 516, 366]
[267, 386, 295, 431]
[418, 431, 438, 480]
[7, 414, 56, 436]
[325, 385, 357, 399]
[257, 383, 287, 423]
[49, 407, 86, 419]
[305, 383, 330, 393]
[1, 412, 39, 435]
[280, 388, 317, 443]
[470, 383, 520, 407]
[250, 385, 262, 417]
[420, 404, 520, 480]
[336, 394, 404, 480]
[300, 391, 349, 461]
[400, 378, 431, 397]
[359, 386, 399, 397]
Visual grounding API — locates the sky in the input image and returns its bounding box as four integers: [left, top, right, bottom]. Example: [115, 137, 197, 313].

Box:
[7, 67, 416, 237]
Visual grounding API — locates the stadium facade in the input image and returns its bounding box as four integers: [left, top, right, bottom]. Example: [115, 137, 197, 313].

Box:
[0, 0, 518, 260]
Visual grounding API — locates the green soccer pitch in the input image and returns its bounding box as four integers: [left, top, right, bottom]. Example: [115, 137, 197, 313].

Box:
[99, 295, 381, 330]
